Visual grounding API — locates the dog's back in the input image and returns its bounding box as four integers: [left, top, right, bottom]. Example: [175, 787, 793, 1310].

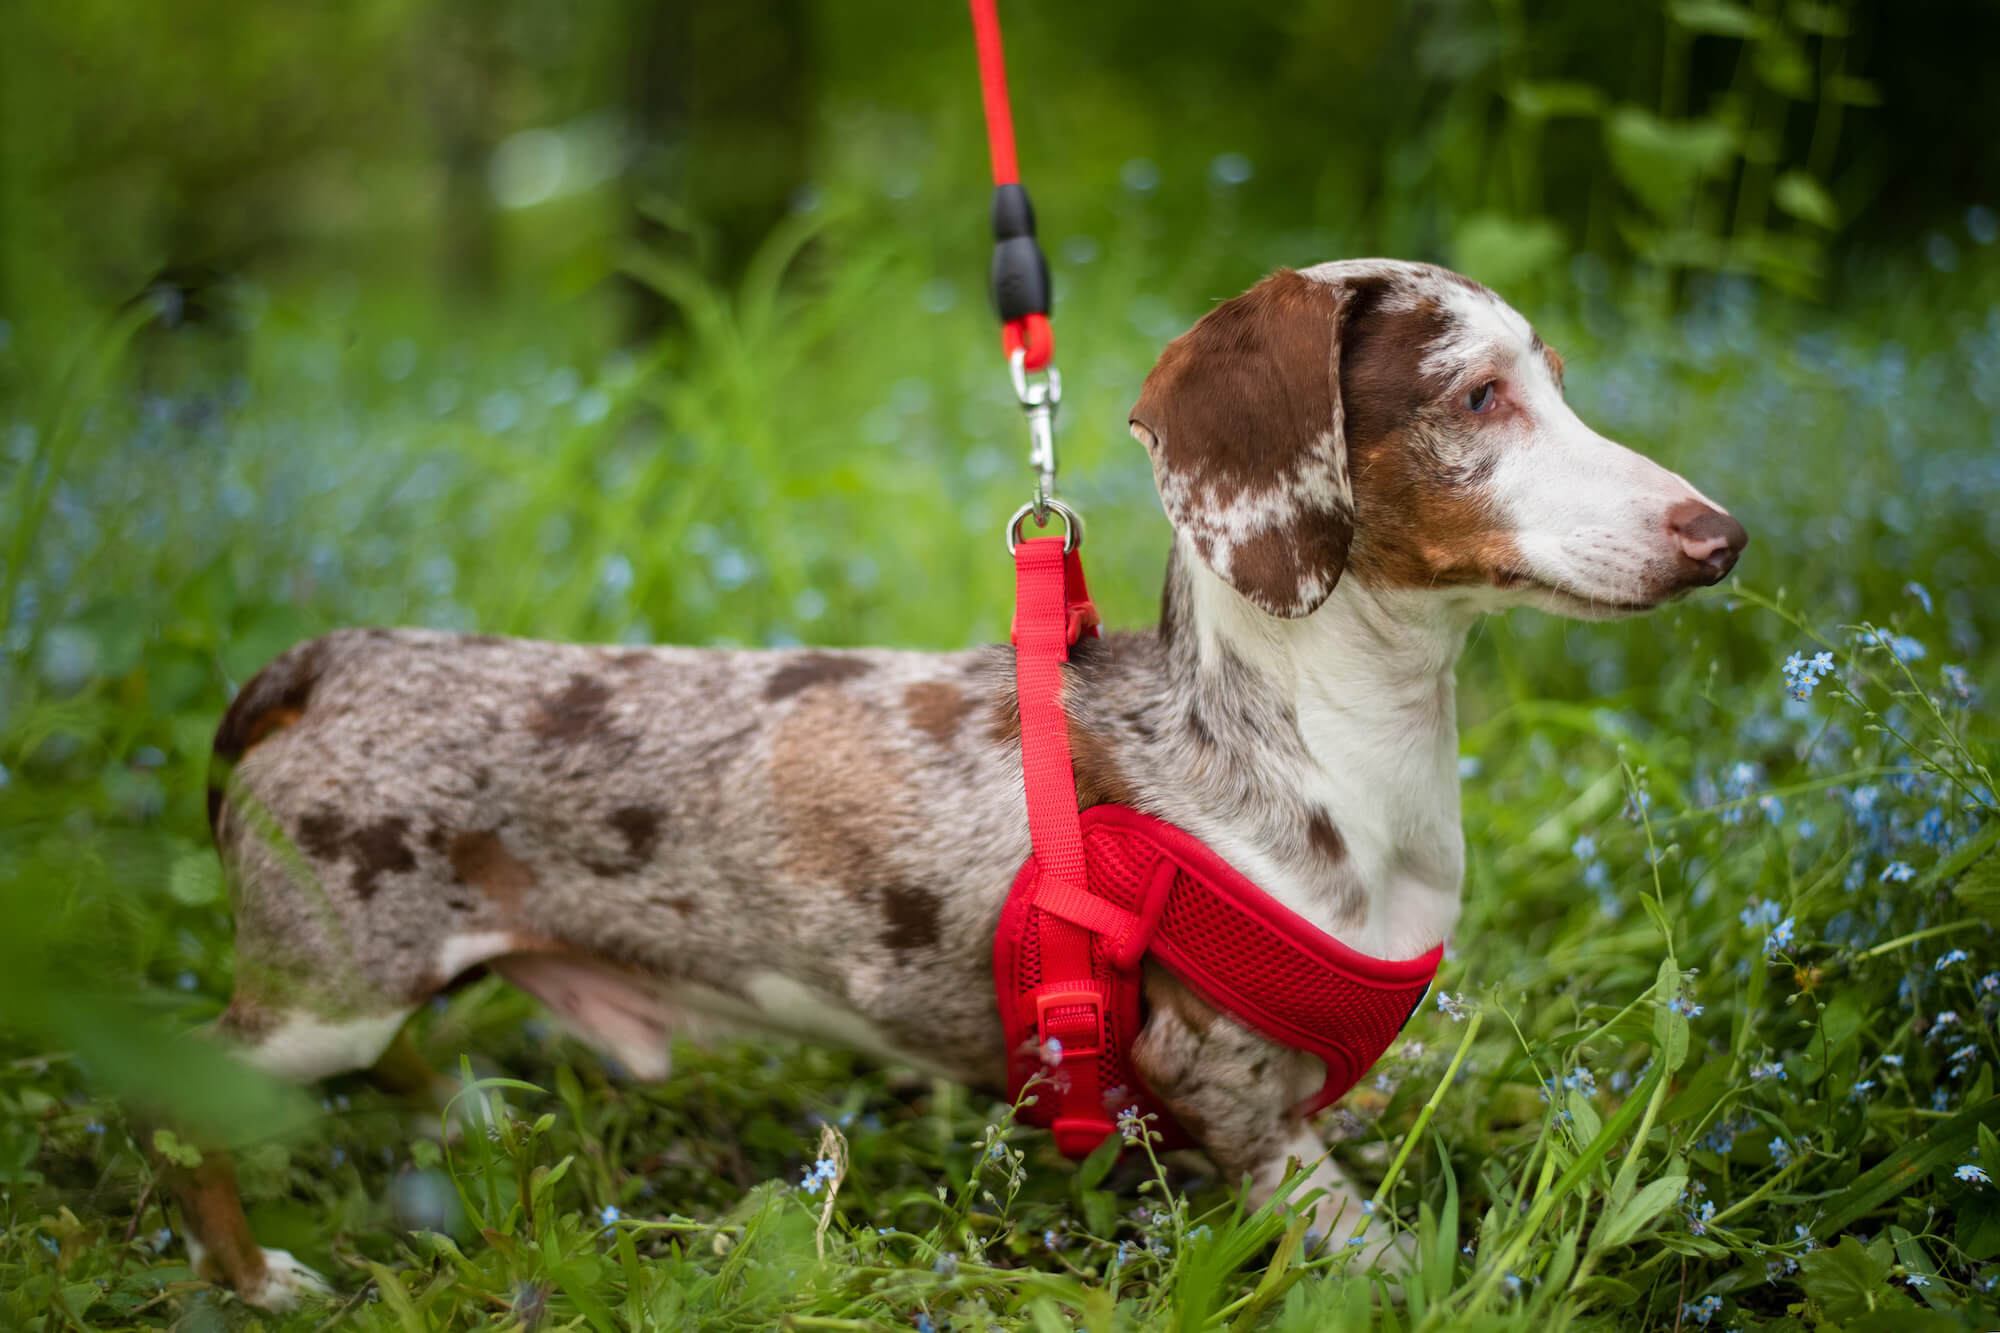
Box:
[207, 628, 1031, 1086]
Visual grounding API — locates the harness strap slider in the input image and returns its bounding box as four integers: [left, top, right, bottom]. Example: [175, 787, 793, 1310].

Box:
[1032, 853, 1174, 972]
[1034, 984, 1108, 1060]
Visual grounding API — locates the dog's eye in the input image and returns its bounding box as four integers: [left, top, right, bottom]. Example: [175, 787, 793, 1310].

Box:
[1465, 382, 1498, 414]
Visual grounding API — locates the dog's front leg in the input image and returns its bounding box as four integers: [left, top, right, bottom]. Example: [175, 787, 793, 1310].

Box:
[144, 1137, 333, 1311]
[1129, 965, 1413, 1279]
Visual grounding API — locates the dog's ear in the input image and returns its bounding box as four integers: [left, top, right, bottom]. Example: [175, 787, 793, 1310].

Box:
[1129, 268, 1355, 619]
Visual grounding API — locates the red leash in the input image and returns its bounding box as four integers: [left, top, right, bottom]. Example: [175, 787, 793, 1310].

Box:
[970, 6, 1440, 1161]
[967, 0, 1054, 373]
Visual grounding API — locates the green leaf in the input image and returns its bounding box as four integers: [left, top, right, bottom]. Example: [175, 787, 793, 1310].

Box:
[1591, 1173, 1687, 1251]
[1572, 1276, 1642, 1304]
[1230, 1215, 1308, 1333]
[1653, 957, 1691, 1072]
[1799, 1235, 1896, 1321]
[1754, 33, 1814, 98]
[1820, 1096, 2000, 1233]
[1788, 1, 1849, 34]
[1031, 1299, 1073, 1333]
[365, 1261, 426, 1332]
[1076, 1131, 1120, 1194]
[1506, 80, 1606, 119]
[167, 848, 222, 906]
[1452, 214, 1567, 290]
[1831, 74, 1883, 106]
[1956, 1187, 2000, 1260]
[1670, 1, 1766, 36]
[1951, 849, 2000, 916]
[1081, 1188, 1117, 1238]
[1423, 1134, 1460, 1306]
[150, 1128, 202, 1169]
[1774, 170, 1840, 229]
[1605, 108, 1739, 220]
[1566, 1088, 1603, 1145]
[1662, 1057, 1732, 1124]
[59, 1282, 101, 1317]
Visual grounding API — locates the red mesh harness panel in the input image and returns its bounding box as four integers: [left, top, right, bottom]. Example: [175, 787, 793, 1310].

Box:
[996, 536, 1442, 1159]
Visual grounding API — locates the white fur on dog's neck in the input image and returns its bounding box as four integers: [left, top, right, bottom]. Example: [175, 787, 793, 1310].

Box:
[1177, 538, 1471, 959]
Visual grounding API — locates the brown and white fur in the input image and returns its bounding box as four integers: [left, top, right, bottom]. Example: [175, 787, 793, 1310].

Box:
[170, 260, 1745, 1308]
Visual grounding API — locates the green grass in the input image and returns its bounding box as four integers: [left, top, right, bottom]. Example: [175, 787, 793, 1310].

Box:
[2, 208, 1999, 1330]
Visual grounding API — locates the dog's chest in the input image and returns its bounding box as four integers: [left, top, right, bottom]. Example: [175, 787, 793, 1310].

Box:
[1281, 680, 1466, 958]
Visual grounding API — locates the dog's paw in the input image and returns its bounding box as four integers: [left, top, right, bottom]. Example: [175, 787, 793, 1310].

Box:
[237, 1248, 334, 1312]
[1304, 1223, 1417, 1297]
[1338, 1228, 1419, 1301]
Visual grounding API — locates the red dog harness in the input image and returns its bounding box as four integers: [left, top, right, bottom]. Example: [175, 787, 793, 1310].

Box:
[995, 536, 1443, 1158]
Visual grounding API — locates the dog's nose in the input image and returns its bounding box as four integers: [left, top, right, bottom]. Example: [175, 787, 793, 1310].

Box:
[1667, 499, 1747, 584]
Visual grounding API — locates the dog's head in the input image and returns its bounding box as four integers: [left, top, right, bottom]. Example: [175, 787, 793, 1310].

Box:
[1129, 261, 1745, 620]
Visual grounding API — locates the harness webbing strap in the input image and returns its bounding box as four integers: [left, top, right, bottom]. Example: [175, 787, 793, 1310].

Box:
[1009, 535, 1117, 1154]
[1011, 537, 1087, 889]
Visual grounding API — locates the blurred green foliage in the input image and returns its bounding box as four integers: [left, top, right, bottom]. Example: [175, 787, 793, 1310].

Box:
[5, 0, 2000, 353]
[2, 0, 2000, 1328]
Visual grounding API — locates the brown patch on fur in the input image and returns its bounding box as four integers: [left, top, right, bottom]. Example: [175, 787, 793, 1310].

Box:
[529, 673, 615, 744]
[879, 884, 942, 951]
[1338, 292, 1524, 590]
[764, 652, 872, 702]
[294, 807, 415, 900]
[160, 1149, 269, 1293]
[1071, 721, 1140, 810]
[295, 808, 348, 862]
[213, 638, 327, 762]
[209, 638, 329, 835]
[448, 830, 537, 911]
[987, 690, 1022, 746]
[584, 805, 667, 877]
[1128, 268, 1358, 617]
[243, 706, 303, 748]
[980, 665, 1133, 811]
[770, 689, 914, 892]
[348, 817, 417, 899]
[903, 680, 973, 745]
[1305, 809, 1346, 862]
[1531, 332, 1565, 390]
[608, 805, 665, 863]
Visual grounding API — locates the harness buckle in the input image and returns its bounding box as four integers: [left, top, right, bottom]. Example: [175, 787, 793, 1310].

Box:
[1034, 984, 1107, 1061]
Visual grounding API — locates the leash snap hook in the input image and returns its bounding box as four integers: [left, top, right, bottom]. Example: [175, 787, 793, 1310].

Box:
[1008, 347, 1061, 519]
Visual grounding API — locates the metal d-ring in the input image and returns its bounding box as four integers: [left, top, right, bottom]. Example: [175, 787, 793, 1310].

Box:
[1005, 497, 1083, 555]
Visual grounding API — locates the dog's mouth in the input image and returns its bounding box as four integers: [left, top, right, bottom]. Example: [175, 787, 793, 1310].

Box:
[1490, 568, 1662, 616]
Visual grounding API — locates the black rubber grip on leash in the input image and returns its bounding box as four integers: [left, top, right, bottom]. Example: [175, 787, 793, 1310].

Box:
[990, 183, 1052, 323]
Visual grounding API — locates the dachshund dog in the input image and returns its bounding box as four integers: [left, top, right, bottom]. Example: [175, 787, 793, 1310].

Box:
[171, 260, 1744, 1307]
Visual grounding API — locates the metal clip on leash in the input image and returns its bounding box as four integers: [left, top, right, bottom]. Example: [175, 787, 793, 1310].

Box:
[971, 0, 1081, 556]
